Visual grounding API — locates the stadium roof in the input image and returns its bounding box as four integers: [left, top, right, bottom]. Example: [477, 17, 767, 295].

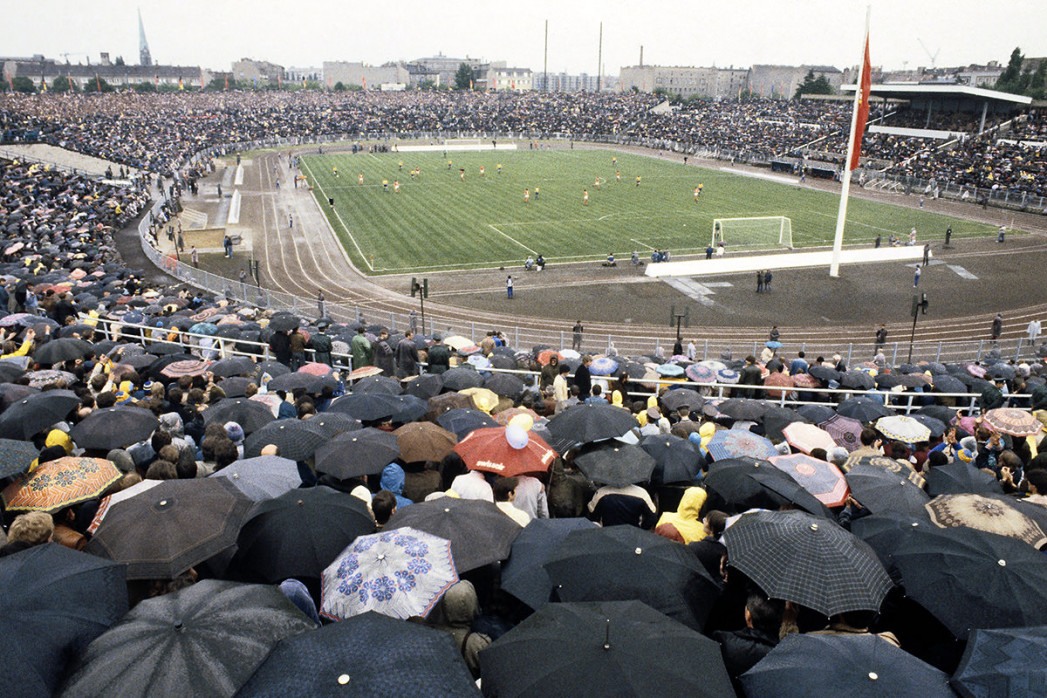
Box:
[841, 82, 1032, 105]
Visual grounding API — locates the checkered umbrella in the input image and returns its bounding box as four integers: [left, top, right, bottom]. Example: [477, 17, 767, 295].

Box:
[1, 456, 122, 513]
[983, 408, 1042, 437]
[819, 414, 864, 453]
[722, 509, 893, 616]
[244, 420, 327, 461]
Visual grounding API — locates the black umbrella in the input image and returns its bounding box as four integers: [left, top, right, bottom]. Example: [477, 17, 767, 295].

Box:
[740, 633, 954, 698]
[641, 433, 704, 486]
[0, 389, 80, 440]
[910, 414, 947, 438]
[807, 365, 842, 383]
[244, 420, 327, 461]
[386, 498, 522, 573]
[117, 353, 159, 370]
[229, 486, 376, 584]
[717, 398, 774, 422]
[351, 374, 402, 395]
[85, 478, 253, 580]
[836, 396, 892, 423]
[0, 438, 40, 479]
[436, 408, 498, 440]
[306, 412, 361, 439]
[254, 360, 290, 379]
[266, 372, 320, 394]
[546, 403, 638, 446]
[845, 463, 931, 517]
[952, 626, 1047, 698]
[760, 406, 808, 442]
[704, 457, 831, 518]
[403, 373, 443, 400]
[722, 509, 894, 617]
[796, 404, 836, 424]
[488, 354, 518, 370]
[328, 392, 403, 422]
[313, 427, 401, 479]
[236, 611, 479, 697]
[268, 314, 300, 332]
[925, 461, 1004, 497]
[500, 518, 599, 610]
[840, 370, 876, 390]
[915, 404, 957, 424]
[32, 337, 93, 365]
[440, 367, 484, 391]
[214, 375, 253, 398]
[209, 355, 257, 378]
[849, 512, 931, 583]
[201, 398, 276, 435]
[893, 526, 1047, 638]
[69, 406, 159, 451]
[659, 388, 705, 413]
[0, 544, 128, 697]
[544, 525, 722, 632]
[481, 601, 735, 698]
[0, 362, 26, 383]
[574, 441, 657, 488]
[60, 580, 316, 698]
[484, 372, 525, 399]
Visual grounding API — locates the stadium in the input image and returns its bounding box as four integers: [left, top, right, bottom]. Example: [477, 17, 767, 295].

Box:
[3, 15, 1047, 696]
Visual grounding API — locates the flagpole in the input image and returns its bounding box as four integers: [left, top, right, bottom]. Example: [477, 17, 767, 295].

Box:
[829, 6, 871, 278]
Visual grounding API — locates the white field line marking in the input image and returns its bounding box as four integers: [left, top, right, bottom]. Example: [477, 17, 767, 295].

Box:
[487, 224, 537, 255]
[301, 159, 373, 272]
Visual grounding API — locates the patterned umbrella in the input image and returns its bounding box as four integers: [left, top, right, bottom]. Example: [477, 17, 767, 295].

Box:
[722, 509, 893, 616]
[715, 368, 739, 384]
[685, 363, 717, 384]
[953, 627, 1047, 698]
[25, 369, 77, 389]
[348, 365, 384, 380]
[780, 422, 836, 455]
[769, 453, 849, 507]
[820, 414, 864, 453]
[875, 415, 932, 443]
[763, 372, 794, 398]
[159, 359, 213, 378]
[792, 373, 822, 389]
[589, 357, 618, 376]
[492, 406, 541, 428]
[320, 527, 458, 621]
[455, 426, 556, 477]
[927, 494, 1047, 548]
[706, 428, 778, 461]
[1, 457, 122, 513]
[297, 362, 333, 377]
[983, 408, 1041, 437]
[656, 363, 685, 378]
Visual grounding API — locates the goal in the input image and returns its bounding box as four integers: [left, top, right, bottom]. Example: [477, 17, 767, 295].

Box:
[711, 216, 793, 250]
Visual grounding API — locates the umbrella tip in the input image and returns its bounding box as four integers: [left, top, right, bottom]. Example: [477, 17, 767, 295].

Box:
[867, 672, 878, 681]
[603, 618, 611, 650]
[634, 547, 642, 555]
[338, 674, 351, 685]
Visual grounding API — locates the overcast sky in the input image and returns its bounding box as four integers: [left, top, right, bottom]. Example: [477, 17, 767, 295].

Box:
[2, 0, 1045, 76]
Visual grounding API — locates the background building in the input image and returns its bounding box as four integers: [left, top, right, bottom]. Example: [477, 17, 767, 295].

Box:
[322, 61, 409, 89]
[749, 65, 843, 99]
[619, 64, 750, 100]
[231, 58, 284, 86]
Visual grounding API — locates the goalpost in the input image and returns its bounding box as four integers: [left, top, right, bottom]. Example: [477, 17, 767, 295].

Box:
[711, 216, 793, 250]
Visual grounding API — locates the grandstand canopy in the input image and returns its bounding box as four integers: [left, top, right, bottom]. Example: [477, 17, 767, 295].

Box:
[842, 83, 1032, 108]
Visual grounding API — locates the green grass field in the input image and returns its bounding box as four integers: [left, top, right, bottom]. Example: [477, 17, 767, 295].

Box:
[300, 148, 1000, 274]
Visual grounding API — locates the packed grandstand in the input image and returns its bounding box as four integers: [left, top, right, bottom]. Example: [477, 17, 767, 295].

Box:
[2, 89, 1047, 696]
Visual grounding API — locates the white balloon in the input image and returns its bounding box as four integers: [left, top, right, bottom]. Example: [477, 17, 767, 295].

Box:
[505, 424, 529, 450]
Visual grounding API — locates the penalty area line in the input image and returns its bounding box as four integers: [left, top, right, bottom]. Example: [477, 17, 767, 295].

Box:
[488, 224, 538, 255]
[630, 238, 656, 251]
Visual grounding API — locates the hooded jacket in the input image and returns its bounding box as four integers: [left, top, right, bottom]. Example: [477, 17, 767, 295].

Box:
[655, 487, 709, 543]
[380, 463, 413, 509]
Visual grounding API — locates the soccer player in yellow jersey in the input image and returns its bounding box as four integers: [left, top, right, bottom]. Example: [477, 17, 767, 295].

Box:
[382, 179, 388, 191]
[398, 161, 403, 171]
[497, 164, 502, 174]
[636, 176, 641, 187]
[612, 156, 617, 168]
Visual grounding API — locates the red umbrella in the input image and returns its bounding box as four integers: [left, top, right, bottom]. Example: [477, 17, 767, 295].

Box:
[983, 408, 1041, 437]
[792, 373, 822, 389]
[782, 422, 837, 455]
[763, 372, 794, 399]
[769, 453, 849, 507]
[297, 362, 333, 377]
[455, 426, 557, 477]
[2, 457, 122, 513]
[536, 350, 563, 366]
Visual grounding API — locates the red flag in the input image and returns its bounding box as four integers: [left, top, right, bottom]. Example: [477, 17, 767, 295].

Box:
[849, 33, 872, 171]
[199, 74, 204, 89]
[5, 70, 12, 91]
[327, 76, 332, 88]
[224, 74, 229, 90]
[69, 75, 74, 90]
[277, 74, 282, 88]
[362, 76, 366, 90]
[96, 75, 101, 91]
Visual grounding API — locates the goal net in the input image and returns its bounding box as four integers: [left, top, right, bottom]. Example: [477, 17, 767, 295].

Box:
[711, 216, 793, 250]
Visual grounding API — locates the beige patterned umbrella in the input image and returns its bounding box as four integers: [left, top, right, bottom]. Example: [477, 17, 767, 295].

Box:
[927, 494, 1047, 549]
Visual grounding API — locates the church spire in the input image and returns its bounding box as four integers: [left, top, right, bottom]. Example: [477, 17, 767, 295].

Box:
[138, 8, 152, 66]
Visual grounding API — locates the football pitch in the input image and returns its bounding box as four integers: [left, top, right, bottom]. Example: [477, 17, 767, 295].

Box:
[300, 148, 1000, 274]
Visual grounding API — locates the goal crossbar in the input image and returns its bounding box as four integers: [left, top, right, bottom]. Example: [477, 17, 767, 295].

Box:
[712, 216, 793, 249]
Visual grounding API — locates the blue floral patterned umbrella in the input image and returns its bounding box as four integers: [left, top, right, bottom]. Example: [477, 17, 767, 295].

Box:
[685, 364, 716, 384]
[716, 369, 740, 384]
[589, 357, 618, 376]
[706, 428, 778, 461]
[321, 527, 458, 621]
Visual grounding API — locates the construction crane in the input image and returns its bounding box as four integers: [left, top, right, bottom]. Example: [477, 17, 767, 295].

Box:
[917, 39, 940, 70]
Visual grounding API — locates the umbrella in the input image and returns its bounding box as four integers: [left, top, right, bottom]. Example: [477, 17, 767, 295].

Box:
[909, 414, 947, 438]
[0, 544, 129, 697]
[685, 363, 717, 384]
[460, 386, 499, 413]
[266, 372, 320, 393]
[0, 389, 80, 440]
[386, 498, 522, 573]
[159, 359, 213, 378]
[87, 480, 164, 535]
[952, 626, 1047, 698]
[543, 525, 722, 632]
[32, 337, 93, 364]
[925, 461, 1004, 497]
[314, 427, 401, 479]
[535, 349, 563, 366]
[875, 415, 932, 443]
[403, 373, 443, 400]
[849, 512, 930, 582]
[351, 374, 402, 395]
[306, 412, 361, 439]
[85, 478, 252, 580]
[320, 527, 458, 621]
[25, 369, 76, 389]
[395, 422, 458, 463]
[739, 634, 954, 698]
[819, 413, 864, 452]
[657, 363, 685, 377]
[440, 367, 484, 391]
[836, 396, 891, 423]
[209, 355, 256, 378]
[500, 518, 599, 610]
[808, 365, 842, 383]
[845, 463, 930, 517]
[915, 404, 957, 423]
[840, 370, 875, 390]
[781, 422, 836, 455]
[483, 372, 525, 399]
[436, 408, 498, 439]
[328, 392, 404, 422]
[346, 365, 383, 381]
[931, 374, 968, 394]
[842, 454, 926, 486]
[0, 438, 40, 479]
[201, 398, 276, 434]
[60, 580, 316, 698]
[574, 441, 657, 488]
[893, 526, 1047, 638]
[717, 398, 773, 422]
[792, 373, 823, 390]
[722, 510, 893, 617]
[705, 428, 778, 461]
[704, 457, 831, 517]
[763, 372, 795, 398]
[69, 406, 159, 451]
[455, 426, 556, 478]
[268, 314, 300, 332]
[230, 486, 376, 584]
[480, 600, 735, 698]
[660, 389, 705, 412]
[210, 455, 302, 502]
[769, 453, 849, 507]
[926, 493, 1047, 548]
[589, 357, 618, 375]
[640, 434, 704, 486]
[760, 406, 808, 442]
[188, 322, 218, 336]
[243, 419, 327, 461]
[254, 360, 290, 379]
[2, 457, 122, 513]
[235, 611, 479, 697]
[983, 408, 1041, 437]
[297, 362, 332, 377]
